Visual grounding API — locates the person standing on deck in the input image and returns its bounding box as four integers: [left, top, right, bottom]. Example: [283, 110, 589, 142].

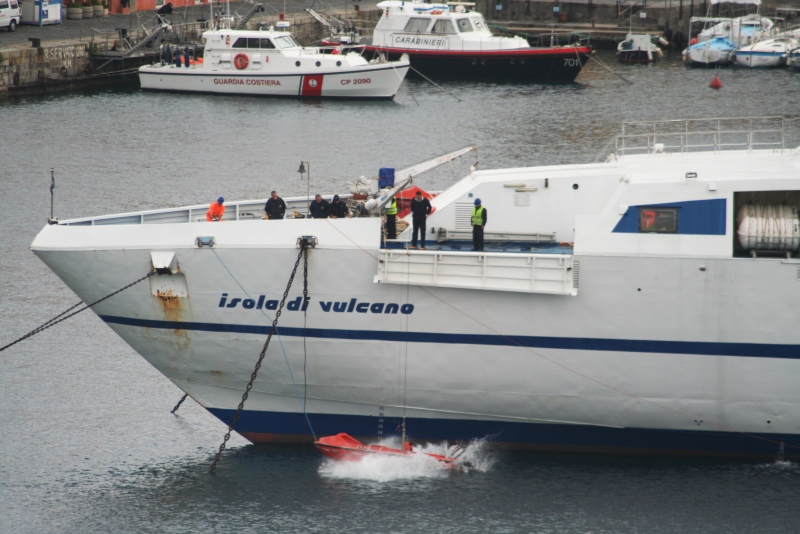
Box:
[206, 197, 225, 222]
[309, 194, 329, 219]
[471, 198, 487, 251]
[409, 191, 432, 249]
[329, 195, 351, 219]
[264, 191, 286, 219]
[385, 196, 398, 240]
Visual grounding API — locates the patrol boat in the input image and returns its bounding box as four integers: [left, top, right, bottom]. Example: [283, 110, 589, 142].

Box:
[30, 116, 800, 458]
[363, 0, 591, 82]
[138, 25, 410, 99]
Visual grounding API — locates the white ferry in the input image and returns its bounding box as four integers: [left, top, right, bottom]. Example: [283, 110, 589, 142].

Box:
[363, 0, 591, 82]
[31, 117, 800, 458]
[139, 26, 410, 99]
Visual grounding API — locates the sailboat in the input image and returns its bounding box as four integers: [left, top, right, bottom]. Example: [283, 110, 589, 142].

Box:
[683, 0, 773, 65]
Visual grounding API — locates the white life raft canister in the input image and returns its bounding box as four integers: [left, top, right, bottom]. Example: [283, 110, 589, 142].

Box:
[736, 204, 800, 251]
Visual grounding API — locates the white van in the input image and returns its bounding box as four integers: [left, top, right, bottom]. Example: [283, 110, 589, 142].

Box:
[0, 0, 21, 32]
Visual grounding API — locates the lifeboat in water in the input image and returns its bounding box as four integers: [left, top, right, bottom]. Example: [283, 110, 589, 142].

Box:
[315, 433, 461, 468]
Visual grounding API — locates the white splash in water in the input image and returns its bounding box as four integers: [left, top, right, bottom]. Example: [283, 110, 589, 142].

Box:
[318, 437, 495, 482]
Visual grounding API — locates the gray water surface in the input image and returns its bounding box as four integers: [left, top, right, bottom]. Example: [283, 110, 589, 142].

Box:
[2, 53, 799, 533]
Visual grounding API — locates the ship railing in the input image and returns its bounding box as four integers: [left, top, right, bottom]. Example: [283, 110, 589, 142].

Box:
[594, 116, 799, 162]
[59, 194, 339, 226]
[375, 249, 577, 295]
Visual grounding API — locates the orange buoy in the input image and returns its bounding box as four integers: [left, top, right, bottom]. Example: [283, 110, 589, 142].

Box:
[709, 75, 722, 89]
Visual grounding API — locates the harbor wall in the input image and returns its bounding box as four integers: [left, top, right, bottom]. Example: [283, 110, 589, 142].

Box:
[0, 43, 95, 97]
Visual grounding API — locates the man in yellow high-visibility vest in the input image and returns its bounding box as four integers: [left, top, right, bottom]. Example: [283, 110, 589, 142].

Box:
[385, 197, 398, 240]
[471, 198, 487, 251]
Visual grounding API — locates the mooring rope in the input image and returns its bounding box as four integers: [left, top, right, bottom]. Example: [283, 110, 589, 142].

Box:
[0, 272, 154, 354]
[209, 239, 315, 473]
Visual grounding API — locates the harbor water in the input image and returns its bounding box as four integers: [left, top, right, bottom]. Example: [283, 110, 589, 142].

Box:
[2, 52, 800, 533]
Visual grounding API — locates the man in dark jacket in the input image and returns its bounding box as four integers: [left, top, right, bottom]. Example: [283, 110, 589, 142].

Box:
[329, 195, 350, 219]
[471, 198, 487, 251]
[309, 194, 329, 219]
[264, 191, 286, 219]
[409, 190, 432, 249]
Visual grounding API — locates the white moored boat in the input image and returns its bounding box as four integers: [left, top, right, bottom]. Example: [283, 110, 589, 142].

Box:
[31, 117, 800, 458]
[735, 36, 798, 67]
[139, 25, 410, 99]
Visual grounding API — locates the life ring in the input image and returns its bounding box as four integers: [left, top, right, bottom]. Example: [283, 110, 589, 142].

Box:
[233, 53, 249, 70]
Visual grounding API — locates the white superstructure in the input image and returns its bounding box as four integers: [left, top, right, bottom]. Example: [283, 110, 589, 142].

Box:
[31, 117, 800, 457]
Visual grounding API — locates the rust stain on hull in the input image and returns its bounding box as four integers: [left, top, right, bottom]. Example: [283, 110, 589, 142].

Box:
[155, 289, 186, 335]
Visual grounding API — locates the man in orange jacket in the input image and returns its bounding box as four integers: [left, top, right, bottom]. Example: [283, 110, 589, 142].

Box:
[206, 197, 225, 221]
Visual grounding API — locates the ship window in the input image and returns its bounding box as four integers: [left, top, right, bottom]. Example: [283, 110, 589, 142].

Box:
[274, 36, 298, 48]
[232, 38, 248, 48]
[260, 38, 275, 49]
[248, 38, 262, 48]
[433, 20, 456, 34]
[455, 18, 474, 32]
[404, 18, 431, 33]
[471, 16, 485, 30]
[639, 208, 678, 233]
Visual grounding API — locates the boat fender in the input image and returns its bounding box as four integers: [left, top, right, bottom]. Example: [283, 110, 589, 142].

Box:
[658, 37, 669, 46]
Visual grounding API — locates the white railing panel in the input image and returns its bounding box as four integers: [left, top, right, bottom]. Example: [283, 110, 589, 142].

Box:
[376, 250, 576, 295]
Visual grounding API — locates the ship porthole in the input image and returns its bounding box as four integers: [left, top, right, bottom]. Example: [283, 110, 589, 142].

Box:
[510, 59, 515, 65]
[480, 59, 486, 65]
[472, 59, 477, 65]
[296, 61, 301, 67]
[336, 61, 342, 66]
[316, 61, 321, 67]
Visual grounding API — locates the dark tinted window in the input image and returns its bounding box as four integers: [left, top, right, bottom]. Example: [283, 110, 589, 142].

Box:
[248, 38, 261, 48]
[232, 38, 247, 48]
[260, 38, 275, 49]
[639, 208, 678, 233]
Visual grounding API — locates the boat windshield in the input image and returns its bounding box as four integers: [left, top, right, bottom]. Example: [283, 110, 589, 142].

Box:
[455, 18, 473, 32]
[471, 15, 486, 30]
[432, 19, 456, 34]
[274, 35, 299, 49]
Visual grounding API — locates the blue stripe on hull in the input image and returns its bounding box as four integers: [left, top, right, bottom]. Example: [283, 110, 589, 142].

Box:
[100, 315, 800, 359]
[207, 408, 800, 458]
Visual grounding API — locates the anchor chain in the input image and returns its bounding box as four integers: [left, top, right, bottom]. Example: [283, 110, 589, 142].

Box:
[209, 241, 308, 473]
[171, 393, 189, 414]
[301, 243, 316, 441]
[1, 272, 154, 354]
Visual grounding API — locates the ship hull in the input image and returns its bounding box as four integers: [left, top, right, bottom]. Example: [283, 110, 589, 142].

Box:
[138, 63, 409, 99]
[364, 47, 591, 82]
[30, 217, 800, 458]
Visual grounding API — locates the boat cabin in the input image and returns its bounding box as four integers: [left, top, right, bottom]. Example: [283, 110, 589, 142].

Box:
[371, 0, 529, 51]
[196, 27, 371, 72]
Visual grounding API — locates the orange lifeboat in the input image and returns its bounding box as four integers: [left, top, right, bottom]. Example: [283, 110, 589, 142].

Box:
[314, 433, 460, 468]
